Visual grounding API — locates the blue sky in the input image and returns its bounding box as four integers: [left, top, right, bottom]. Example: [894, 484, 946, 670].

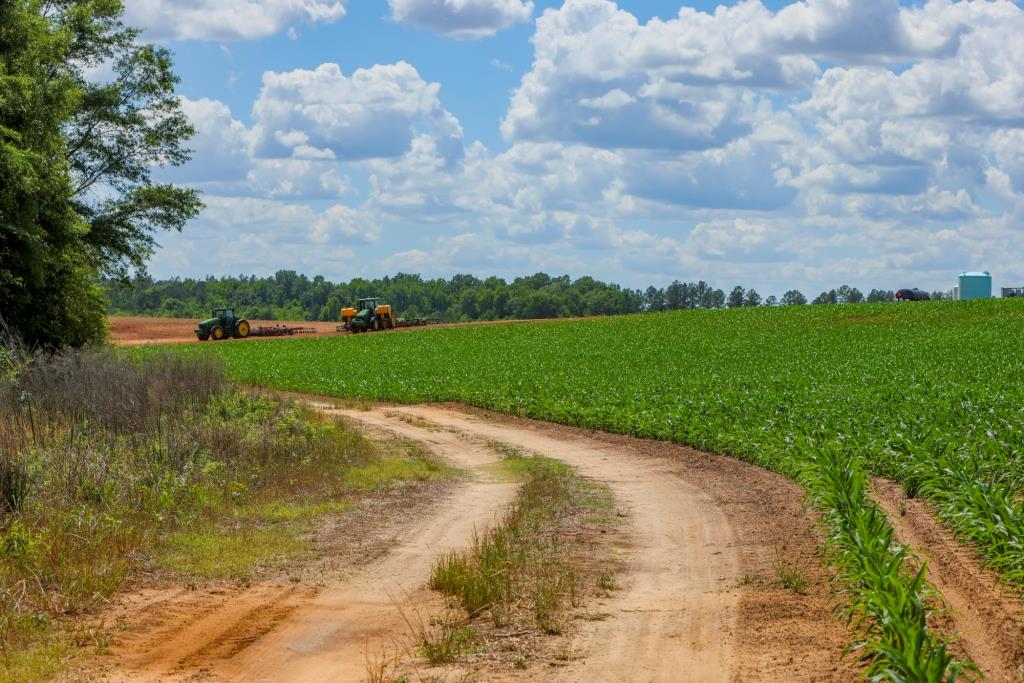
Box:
[127, 0, 1024, 296]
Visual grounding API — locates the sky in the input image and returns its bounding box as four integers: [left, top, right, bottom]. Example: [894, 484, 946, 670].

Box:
[128, 0, 1024, 296]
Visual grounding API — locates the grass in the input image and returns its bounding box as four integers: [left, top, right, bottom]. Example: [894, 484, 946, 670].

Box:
[241, 499, 355, 523]
[0, 343, 450, 680]
[419, 618, 478, 665]
[773, 551, 810, 594]
[159, 298, 1024, 677]
[157, 525, 307, 580]
[427, 448, 618, 659]
[0, 631, 68, 683]
[344, 449, 453, 492]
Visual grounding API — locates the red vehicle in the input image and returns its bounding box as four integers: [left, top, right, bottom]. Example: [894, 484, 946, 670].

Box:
[895, 288, 930, 301]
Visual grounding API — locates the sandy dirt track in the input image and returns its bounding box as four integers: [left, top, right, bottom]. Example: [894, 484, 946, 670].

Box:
[103, 402, 856, 682]
[106, 411, 517, 683]
[378, 405, 855, 682]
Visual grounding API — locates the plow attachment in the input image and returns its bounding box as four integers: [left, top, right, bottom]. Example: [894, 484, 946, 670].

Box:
[250, 325, 318, 337]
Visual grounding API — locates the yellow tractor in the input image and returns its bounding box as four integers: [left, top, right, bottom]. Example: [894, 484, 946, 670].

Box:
[341, 297, 397, 333]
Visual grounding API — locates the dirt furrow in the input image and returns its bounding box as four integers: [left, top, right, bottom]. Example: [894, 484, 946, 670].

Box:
[872, 478, 1024, 681]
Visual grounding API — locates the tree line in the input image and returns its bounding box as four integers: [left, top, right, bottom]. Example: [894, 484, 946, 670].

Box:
[105, 272, 946, 324]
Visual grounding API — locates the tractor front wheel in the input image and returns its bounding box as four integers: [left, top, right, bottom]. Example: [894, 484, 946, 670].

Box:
[235, 320, 250, 338]
[211, 325, 225, 340]
[197, 333, 210, 341]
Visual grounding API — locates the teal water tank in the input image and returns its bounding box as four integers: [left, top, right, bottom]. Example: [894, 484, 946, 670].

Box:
[958, 271, 992, 300]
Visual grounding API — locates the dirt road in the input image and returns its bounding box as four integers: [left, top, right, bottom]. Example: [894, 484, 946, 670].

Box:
[369, 405, 854, 682]
[106, 412, 517, 683]
[104, 402, 856, 682]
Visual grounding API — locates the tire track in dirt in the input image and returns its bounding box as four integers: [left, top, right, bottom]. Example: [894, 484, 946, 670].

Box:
[110, 584, 308, 680]
[372, 405, 857, 682]
[872, 478, 1024, 682]
[104, 405, 517, 683]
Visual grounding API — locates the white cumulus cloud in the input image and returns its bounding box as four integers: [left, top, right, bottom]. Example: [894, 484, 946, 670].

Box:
[123, 0, 347, 41]
[388, 0, 533, 40]
[251, 62, 464, 162]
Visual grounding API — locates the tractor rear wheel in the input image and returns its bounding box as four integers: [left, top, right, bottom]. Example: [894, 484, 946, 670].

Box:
[235, 320, 250, 338]
[211, 325, 225, 340]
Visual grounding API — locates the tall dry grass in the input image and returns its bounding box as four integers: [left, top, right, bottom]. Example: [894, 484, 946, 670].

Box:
[0, 332, 376, 671]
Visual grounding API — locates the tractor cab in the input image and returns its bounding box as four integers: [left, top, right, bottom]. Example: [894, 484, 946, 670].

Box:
[356, 298, 380, 317]
[213, 307, 236, 323]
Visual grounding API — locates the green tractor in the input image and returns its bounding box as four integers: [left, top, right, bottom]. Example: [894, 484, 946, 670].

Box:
[340, 297, 396, 333]
[195, 307, 250, 341]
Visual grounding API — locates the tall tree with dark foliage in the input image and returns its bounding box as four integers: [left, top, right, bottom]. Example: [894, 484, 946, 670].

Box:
[0, 0, 199, 347]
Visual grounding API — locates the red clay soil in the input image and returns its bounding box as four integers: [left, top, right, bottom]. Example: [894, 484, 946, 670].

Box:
[108, 316, 343, 345]
[108, 315, 590, 346]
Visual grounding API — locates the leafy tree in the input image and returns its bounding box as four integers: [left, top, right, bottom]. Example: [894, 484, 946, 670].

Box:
[665, 280, 685, 310]
[813, 289, 839, 305]
[836, 285, 864, 304]
[703, 287, 726, 309]
[764, 295, 779, 307]
[744, 289, 762, 307]
[727, 286, 746, 308]
[643, 286, 666, 312]
[780, 290, 807, 306]
[930, 290, 949, 301]
[517, 290, 564, 319]
[105, 272, 647, 322]
[692, 280, 712, 309]
[0, 0, 199, 347]
[867, 289, 895, 303]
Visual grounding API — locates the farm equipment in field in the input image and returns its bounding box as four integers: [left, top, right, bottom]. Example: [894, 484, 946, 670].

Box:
[340, 297, 396, 333]
[195, 308, 250, 341]
[396, 317, 441, 327]
[249, 325, 318, 337]
[337, 298, 441, 334]
[195, 308, 318, 341]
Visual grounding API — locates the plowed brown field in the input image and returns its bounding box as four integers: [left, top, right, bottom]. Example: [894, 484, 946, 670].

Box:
[108, 316, 343, 345]
[108, 315, 576, 346]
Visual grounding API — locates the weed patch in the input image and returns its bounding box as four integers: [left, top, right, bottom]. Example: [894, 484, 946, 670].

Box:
[344, 447, 453, 492]
[424, 448, 620, 670]
[156, 525, 307, 580]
